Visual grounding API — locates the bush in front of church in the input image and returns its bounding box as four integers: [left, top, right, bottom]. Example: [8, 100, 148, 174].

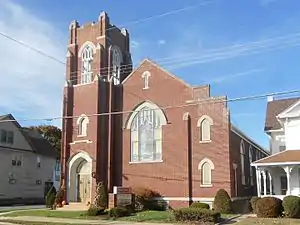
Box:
[213, 189, 233, 214]
[45, 186, 57, 209]
[250, 196, 261, 213]
[132, 186, 165, 211]
[256, 197, 283, 218]
[283, 195, 300, 218]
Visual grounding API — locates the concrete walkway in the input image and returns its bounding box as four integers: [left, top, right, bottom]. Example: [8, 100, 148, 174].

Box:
[0, 216, 175, 225]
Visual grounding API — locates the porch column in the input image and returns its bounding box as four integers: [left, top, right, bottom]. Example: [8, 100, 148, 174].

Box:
[268, 172, 272, 195]
[262, 170, 267, 196]
[283, 166, 292, 195]
[256, 167, 261, 197]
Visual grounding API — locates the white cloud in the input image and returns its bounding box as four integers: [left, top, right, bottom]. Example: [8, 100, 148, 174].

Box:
[0, 0, 66, 125]
[131, 40, 140, 48]
[158, 39, 166, 45]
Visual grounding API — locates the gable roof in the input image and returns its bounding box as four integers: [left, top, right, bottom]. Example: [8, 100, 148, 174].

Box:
[0, 114, 59, 159]
[265, 97, 300, 131]
[21, 128, 59, 159]
[122, 58, 193, 88]
[252, 150, 300, 165]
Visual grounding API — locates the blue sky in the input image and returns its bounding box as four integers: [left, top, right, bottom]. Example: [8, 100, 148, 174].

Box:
[1, 0, 300, 149]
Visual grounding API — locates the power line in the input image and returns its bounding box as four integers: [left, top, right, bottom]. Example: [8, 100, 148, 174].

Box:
[106, 0, 215, 31]
[0, 88, 299, 123]
[0, 32, 66, 65]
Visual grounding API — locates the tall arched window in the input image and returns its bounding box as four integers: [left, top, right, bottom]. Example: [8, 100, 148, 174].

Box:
[198, 158, 214, 187]
[77, 115, 89, 136]
[126, 102, 167, 162]
[81, 45, 93, 84]
[240, 140, 246, 185]
[110, 46, 123, 85]
[197, 115, 213, 142]
[249, 145, 254, 185]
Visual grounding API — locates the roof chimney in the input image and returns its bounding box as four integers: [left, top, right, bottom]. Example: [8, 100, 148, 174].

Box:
[267, 95, 274, 102]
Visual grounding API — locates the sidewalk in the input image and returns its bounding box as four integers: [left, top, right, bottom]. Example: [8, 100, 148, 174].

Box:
[0, 216, 175, 225]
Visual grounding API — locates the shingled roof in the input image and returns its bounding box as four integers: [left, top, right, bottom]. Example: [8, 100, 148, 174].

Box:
[0, 114, 59, 159]
[265, 97, 300, 131]
[252, 150, 300, 165]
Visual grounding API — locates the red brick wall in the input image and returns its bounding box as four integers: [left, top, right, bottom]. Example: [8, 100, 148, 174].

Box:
[121, 60, 231, 204]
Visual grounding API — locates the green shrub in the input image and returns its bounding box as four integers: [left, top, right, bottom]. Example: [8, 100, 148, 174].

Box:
[190, 202, 210, 209]
[45, 186, 57, 208]
[173, 207, 221, 223]
[109, 206, 131, 218]
[250, 196, 261, 213]
[283, 195, 300, 218]
[87, 205, 105, 216]
[132, 186, 163, 211]
[213, 189, 233, 213]
[93, 182, 108, 209]
[256, 197, 283, 218]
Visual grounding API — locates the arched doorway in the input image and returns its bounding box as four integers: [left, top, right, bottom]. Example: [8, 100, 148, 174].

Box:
[68, 152, 92, 203]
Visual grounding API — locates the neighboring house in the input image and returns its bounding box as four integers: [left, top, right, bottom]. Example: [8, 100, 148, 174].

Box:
[61, 12, 269, 208]
[252, 96, 300, 199]
[0, 114, 60, 205]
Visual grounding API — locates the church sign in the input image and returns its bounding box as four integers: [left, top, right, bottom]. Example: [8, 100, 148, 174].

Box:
[113, 186, 133, 207]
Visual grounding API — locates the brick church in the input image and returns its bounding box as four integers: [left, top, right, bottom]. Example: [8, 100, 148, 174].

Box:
[61, 12, 268, 208]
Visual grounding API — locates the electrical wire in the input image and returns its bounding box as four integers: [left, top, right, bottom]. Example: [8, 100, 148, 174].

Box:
[0, 88, 299, 123]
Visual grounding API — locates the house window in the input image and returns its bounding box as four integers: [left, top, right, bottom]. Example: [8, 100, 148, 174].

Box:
[81, 45, 93, 84]
[7, 131, 14, 144]
[0, 129, 7, 143]
[198, 158, 214, 187]
[77, 115, 89, 136]
[36, 180, 42, 185]
[142, 71, 151, 89]
[240, 140, 246, 185]
[126, 102, 167, 163]
[279, 145, 286, 152]
[37, 156, 41, 168]
[249, 146, 254, 185]
[197, 115, 213, 142]
[12, 155, 22, 167]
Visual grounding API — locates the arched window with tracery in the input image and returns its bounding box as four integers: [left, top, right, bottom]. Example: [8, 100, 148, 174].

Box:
[126, 102, 167, 162]
[81, 45, 94, 84]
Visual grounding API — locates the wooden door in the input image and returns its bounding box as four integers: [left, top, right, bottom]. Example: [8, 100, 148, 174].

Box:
[78, 174, 90, 203]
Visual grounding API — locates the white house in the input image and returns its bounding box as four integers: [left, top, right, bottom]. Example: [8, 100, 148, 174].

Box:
[251, 96, 300, 199]
[0, 114, 60, 205]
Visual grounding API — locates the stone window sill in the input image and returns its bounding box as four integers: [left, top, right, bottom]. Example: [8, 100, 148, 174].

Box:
[129, 160, 163, 165]
[200, 184, 213, 188]
[199, 140, 212, 144]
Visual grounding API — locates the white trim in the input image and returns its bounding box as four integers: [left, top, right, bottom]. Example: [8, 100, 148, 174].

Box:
[252, 161, 300, 166]
[69, 140, 92, 145]
[278, 99, 300, 118]
[152, 196, 250, 202]
[125, 101, 167, 129]
[67, 151, 93, 203]
[78, 41, 97, 56]
[198, 158, 215, 170]
[197, 115, 213, 127]
[142, 71, 151, 90]
[129, 160, 163, 164]
[121, 58, 192, 88]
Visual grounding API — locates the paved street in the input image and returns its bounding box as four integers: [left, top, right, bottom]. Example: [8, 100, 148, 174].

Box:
[0, 205, 45, 211]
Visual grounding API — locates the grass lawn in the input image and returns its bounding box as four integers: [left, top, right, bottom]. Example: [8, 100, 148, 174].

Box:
[237, 218, 300, 224]
[2, 209, 94, 219]
[1, 209, 238, 224]
[119, 210, 174, 223]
